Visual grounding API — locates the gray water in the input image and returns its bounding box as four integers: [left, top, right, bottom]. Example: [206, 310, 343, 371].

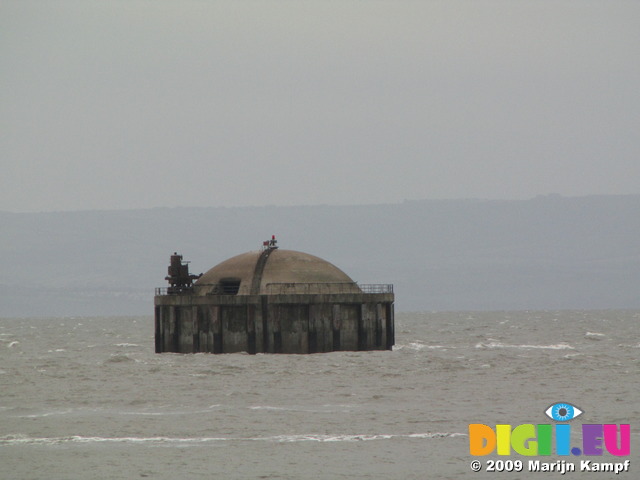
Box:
[1, 311, 638, 479]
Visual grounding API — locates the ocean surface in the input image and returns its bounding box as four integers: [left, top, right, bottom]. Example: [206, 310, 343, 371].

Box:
[1, 311, 638, 479]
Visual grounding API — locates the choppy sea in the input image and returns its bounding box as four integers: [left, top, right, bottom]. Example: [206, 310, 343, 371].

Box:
[1, 311, 638, 479]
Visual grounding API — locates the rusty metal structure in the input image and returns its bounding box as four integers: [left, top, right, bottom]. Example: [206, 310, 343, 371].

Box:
[164, 252, 202, 294]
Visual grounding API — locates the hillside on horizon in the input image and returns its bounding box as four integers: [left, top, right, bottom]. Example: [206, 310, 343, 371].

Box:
[2, 194, 639, 317]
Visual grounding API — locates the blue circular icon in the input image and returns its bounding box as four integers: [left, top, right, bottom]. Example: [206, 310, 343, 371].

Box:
[544, 402, 583, 422]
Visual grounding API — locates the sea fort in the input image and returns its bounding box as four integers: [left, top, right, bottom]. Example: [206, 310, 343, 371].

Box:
[154, 237, 394, 354]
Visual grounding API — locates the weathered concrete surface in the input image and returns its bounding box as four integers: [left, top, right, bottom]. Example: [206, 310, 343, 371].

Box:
[195, 249, 361, 296]
[154, 293, 394, 354]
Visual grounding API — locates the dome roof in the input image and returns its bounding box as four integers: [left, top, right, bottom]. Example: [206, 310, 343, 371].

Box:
[194, 249, 360, 295]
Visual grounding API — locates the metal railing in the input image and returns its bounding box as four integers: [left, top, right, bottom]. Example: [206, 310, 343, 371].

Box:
[155, 287, 194, 296]
[359, 284, 394, 294]
[265, 283, 393, 295]
[265, 282, 356, 295]
[156, 283, 393, 296]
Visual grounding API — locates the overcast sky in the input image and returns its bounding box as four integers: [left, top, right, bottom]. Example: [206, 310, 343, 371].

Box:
[2, 0, 639, 212]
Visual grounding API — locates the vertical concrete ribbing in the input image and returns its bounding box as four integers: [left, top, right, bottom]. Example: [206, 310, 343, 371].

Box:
[250, 249, 275, 294]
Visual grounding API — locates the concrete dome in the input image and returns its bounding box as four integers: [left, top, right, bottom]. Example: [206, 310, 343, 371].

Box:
[195, 249, 360, 295]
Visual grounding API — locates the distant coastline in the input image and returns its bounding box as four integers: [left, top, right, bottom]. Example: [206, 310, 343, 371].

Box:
[2, 194, 639, 316]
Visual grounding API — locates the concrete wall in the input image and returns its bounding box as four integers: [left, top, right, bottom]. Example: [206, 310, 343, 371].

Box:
[154, 293, 394, 354]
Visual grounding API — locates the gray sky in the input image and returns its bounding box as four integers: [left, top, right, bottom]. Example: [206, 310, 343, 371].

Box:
[2, 0, 639, 212]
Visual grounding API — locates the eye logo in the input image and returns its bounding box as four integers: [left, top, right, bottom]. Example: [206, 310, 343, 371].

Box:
[470, 402, 630, 457]
[544, 402, 583, 422]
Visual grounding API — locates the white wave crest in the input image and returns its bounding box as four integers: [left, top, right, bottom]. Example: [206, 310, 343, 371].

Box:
[267, 432, 466, 442]
[247, 405, 355, 413]
[394, 342, 451, 351]
[0, 432, 466, 446]
[14, 409, 74, 418]
[248, 406, 288, 411]
[475, 341, 574, 350]
[585, 332, 606, 340]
